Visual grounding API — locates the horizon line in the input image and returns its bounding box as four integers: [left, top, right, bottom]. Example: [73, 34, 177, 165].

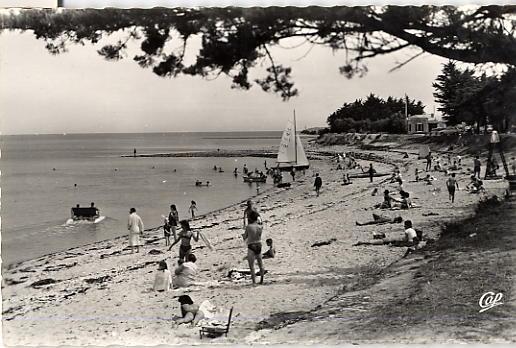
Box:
[1, 127, 325, 136]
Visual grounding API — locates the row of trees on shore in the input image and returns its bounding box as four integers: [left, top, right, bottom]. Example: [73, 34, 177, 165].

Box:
[326, 62, 515, 134]
[326, 94, 424, 134]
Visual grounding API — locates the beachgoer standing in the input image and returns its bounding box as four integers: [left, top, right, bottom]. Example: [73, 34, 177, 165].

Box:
[314, 173, 322, 197]
[368, 163, 375, 183]
[168, 220, 199, 261]
[242, 210, 265, 285]
[168, 204, 179, 241]
[133, 148, 137, 157]
[189, 201, 198, 219]
[290, 168, 296, 181]
[473, 156, 482, 178]
[446, 173, 459, 203]
[243, 164, 249, 175]
[426, 153, 432, 171]
[127, 208, 144, 253]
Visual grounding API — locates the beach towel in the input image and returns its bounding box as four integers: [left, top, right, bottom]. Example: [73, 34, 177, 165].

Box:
[197, 301, 230, 327]
[199, 232, 214, 251]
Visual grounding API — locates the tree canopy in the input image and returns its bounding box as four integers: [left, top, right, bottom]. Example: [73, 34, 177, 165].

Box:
[2, 6, 515, 100]
[433, 62, 516, 131]
[327, 94, 424, 133]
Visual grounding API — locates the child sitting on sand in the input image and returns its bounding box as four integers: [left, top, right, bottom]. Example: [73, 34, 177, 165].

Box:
[153, 260, 172, 292]
[262, 238, 276, 259]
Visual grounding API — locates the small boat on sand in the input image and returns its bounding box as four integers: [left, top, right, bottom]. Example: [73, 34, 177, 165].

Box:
[347, 172, 391, 179]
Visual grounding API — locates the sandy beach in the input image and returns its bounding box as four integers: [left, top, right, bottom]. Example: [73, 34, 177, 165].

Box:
[2, 145, 513, 345]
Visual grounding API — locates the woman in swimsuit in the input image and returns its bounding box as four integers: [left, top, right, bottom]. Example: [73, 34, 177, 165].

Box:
[168, 220, 199, 261]
[242, 210, 264, 285]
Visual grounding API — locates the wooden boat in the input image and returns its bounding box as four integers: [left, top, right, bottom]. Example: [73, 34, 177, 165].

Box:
[276, 111, 310, 171]
[70, 206, 100, 221]
[243, 174, 266, 183]
[347, 172, 391, 179]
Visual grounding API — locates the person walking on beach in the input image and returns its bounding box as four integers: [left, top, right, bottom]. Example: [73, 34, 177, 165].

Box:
[127, 208, 144, 253]
[242, 210, 265, 285]
[314, 173, 322, 197]
[167, 204, 179, 241]
[446, 173, 459, 203]
[368, 163, 375, 183]
[473, 156, 482, 178]
[168, 220, 199, 261]
[189, 201, 198, 219]
[426, 153, 432, 171]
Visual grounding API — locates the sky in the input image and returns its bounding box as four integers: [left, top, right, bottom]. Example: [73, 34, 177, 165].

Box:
[0, 20, 448, 135]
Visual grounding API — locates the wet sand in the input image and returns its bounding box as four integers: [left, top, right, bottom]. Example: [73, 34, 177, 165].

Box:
[2, 147, 495, 345]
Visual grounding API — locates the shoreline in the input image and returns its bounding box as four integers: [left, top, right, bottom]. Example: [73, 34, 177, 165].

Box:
[3, 145, 511, 345]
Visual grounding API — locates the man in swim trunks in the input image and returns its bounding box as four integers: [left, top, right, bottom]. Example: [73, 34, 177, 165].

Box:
[242, 210, 264, 285]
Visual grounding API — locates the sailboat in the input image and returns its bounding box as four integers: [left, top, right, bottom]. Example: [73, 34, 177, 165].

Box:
[276, 110, 310, 171]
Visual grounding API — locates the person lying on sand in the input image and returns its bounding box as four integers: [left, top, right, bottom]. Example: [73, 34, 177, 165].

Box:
[172, 253, 198, 288]
[168, 220, 199, 261]
[153, 260, 172, 292]
[353, 220, 419, 247]
[174, 295, 205, 326]
[356, 214, 403, 226]
[262, 238, 276, 259]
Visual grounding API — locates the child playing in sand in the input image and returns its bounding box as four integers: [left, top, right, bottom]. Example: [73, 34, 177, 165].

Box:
[262, 238, 276, 259]
[446, 173, 459, 203]
[153, 260, 172, 292]
[168, 220, 199, 261]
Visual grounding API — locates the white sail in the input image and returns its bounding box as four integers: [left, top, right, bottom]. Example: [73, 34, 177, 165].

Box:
[295, 134, 309, 167]
[277, 117, 296, 164]
[276, 115, 310, 169]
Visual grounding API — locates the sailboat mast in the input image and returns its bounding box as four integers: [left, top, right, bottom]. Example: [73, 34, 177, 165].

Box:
[294, 110, 297, 164]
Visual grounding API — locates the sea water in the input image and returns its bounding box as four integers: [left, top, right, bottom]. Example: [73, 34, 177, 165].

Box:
[1, 132, 284, 266]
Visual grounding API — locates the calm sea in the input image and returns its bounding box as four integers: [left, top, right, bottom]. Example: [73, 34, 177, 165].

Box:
[1, 132, 284, 266]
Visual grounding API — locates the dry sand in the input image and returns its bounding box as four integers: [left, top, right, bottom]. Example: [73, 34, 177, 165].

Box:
[1, 147, 499, 345]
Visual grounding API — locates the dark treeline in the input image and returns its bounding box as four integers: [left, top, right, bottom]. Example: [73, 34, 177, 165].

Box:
[327, 94, 425, 134]
[433, 62, 516, 133]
